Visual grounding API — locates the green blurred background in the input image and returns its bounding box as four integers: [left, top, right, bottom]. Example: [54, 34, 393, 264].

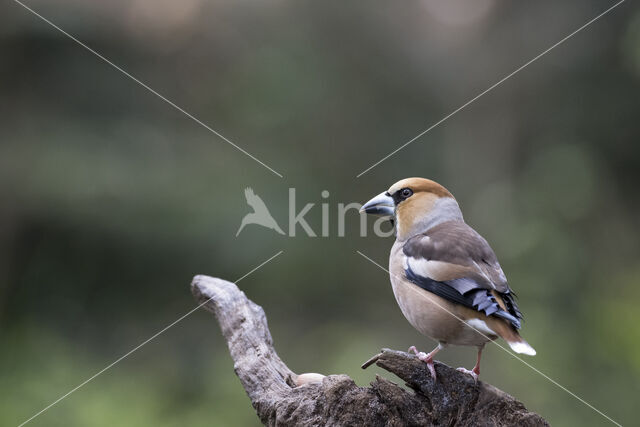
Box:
[1, 0, 639, 425]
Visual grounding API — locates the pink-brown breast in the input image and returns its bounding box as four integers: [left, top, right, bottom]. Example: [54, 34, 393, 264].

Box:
[389, 241, 498, 346]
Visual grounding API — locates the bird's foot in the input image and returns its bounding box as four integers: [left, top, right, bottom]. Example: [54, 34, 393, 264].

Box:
[408, 346, 437, 379]
[456, 366, 479, 382]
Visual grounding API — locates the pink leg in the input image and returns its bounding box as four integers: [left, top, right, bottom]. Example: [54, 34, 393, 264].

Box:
[408, 343, 444, 379]
[457, 346, 483, 382]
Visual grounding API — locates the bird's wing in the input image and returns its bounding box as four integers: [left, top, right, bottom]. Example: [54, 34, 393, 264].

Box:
[402, 221, 522, 329]
[244, 187, 270, 215]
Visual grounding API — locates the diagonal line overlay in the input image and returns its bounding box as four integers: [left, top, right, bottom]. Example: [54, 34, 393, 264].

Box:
[356, 250, 622, 426]
[12, 0, 283, 178]
[17, 250, 284, 427]
[356, 0, 626, 178]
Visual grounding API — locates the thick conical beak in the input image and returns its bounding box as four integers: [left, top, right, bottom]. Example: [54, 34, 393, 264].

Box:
[360, 191, 394, 216]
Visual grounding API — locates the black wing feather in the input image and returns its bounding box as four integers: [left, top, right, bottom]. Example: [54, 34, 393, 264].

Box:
[405, 265, 522, 329]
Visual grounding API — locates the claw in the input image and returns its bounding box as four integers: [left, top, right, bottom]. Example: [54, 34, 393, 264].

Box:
[457, 367, 479, 382]
[456, 346, 483, 382]
[426, 360, 437, 379]
[408, 346, 429, 362]
[407, 345, 439, 380]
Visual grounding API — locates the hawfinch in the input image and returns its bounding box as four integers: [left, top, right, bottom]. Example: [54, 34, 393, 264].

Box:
[361, 178, 535, 380]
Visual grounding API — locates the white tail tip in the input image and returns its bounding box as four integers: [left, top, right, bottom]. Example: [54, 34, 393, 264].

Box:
[508, 340, 536, 356]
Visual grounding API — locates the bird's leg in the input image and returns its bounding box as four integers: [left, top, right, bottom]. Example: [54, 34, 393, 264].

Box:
[457, 346, 483, 382]
[408, 343, 444, 379]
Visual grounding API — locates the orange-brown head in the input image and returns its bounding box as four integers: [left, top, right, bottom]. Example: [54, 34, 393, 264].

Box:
[361, 178, 462, 240]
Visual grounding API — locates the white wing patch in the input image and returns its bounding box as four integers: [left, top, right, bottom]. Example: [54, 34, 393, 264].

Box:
[406, 256, 459, 282]
[405, 256, 430, 277]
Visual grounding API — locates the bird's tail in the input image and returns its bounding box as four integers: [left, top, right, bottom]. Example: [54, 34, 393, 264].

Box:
[506, 337, 536, 356]
[491, 319, 536, 356]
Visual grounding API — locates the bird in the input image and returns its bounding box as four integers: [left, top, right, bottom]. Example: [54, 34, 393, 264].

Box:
[236, 187, 285, 236]
[360, 177, 535, 380]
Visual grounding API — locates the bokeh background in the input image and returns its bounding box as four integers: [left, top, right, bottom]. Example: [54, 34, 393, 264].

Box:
[2, 0, 639, 425]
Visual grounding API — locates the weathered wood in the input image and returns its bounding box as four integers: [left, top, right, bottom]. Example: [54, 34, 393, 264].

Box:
[191, 275, 548, 426]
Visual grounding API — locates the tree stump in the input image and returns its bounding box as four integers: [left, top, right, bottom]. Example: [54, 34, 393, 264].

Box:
[191, 275, 548, 426]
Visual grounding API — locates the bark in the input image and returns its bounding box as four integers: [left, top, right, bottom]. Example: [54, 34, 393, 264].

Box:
[191, 274, 548, 426]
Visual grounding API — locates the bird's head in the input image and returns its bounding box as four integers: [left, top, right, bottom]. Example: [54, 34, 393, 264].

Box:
[360, 177, 462, 240]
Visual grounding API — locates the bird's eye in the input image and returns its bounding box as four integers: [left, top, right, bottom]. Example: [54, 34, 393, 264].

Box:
[400, 188, 413, 199]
